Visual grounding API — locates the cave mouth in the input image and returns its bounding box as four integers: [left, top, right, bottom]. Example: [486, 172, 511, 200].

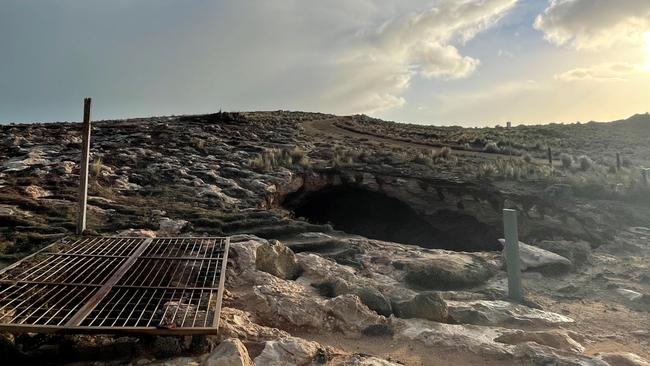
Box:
[283, 186, 500, 252]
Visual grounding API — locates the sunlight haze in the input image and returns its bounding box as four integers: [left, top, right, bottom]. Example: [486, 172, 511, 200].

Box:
[1, 0, 649, 125]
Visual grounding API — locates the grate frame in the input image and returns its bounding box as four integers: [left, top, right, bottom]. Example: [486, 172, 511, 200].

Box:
[0, 236, 230, 335]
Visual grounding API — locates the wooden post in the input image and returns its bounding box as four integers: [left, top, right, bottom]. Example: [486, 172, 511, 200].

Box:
[503, 209, 523, 303]
[547, 147, 552, 167]
[77, 98, 92, 235]
[616, 153, 621, 171]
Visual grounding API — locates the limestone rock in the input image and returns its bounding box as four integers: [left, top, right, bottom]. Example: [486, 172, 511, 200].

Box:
[217, 307, 290, 343]
[254, 336, 321, 366]
[616, 288, 643, 301]
[3, 149, 50, 171]
[394, 318, 511, 356]
[248, 271, 383, 334]
[495, 330, 584, 353]
[256, 241, 302, 280]
[23, 185, 51, 199]
[446, 300, 574, 327]
[597, 352, 650, 366]
[312, 278, 392, 317]
[201, 338, 253, 366]
[198, 185, 240, 205]
[0, 204, 32, 217]
[249, 273, 327, 329]
[118, 229, 157, 237]
[499, 239, 572, 273]
[326, 294, 386, 333]
[392, 292, 448, 322]
[158, 218, 189, 235]
[396, 253, 495, 290]
[513, 342, 609, 366]
[536, 240, 592, 267]
[350, 287, 392, 317]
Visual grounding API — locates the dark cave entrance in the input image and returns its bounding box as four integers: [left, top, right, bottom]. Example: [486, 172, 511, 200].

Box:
[283, 186, 501, 252]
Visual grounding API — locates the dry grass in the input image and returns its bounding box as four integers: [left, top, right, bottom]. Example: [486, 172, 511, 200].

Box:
[249, 147, 311, 172]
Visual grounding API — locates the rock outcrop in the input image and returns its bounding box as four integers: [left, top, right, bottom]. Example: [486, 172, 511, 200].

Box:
[499, 239, 573, 273]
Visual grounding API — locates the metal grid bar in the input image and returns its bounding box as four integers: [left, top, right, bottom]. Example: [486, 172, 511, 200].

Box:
[0, 236, 229, 335]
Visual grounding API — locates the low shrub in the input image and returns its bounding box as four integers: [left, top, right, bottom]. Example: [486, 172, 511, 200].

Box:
[560, 153, 573, 169]
[577, 155, 594, 171]
[483, 142, 500, 153]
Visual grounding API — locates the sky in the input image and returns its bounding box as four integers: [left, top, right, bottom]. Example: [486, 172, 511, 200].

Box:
[1, 0, 649, 126]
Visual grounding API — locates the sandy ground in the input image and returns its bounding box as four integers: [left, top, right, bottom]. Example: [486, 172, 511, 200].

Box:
[296, 331, 529, 366]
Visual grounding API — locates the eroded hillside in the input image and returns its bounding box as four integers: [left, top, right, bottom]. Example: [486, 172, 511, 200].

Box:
[0, 112, 648, 365]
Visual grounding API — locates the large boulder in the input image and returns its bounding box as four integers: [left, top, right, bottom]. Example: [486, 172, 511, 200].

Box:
[201, 338, 253, 366]
[499, 239, 572, 273]
[256, 241, 302, 280]
[391, 292, 448, 322]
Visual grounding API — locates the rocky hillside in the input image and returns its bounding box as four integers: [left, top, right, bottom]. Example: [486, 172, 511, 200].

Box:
[1, 111, 649, 365]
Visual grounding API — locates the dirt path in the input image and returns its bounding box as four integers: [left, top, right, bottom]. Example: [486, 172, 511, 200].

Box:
[303, 118, 557, 166]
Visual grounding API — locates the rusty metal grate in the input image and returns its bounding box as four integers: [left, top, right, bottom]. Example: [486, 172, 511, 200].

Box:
[0, 236, 230, 335]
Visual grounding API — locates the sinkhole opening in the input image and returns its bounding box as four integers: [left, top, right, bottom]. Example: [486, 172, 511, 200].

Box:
[284, 186, 500, 252]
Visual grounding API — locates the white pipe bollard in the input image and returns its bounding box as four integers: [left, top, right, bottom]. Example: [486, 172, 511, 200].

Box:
[503, 209, 523, 302]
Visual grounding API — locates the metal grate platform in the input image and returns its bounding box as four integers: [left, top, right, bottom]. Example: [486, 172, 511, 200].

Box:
[0, 236, 230, 335]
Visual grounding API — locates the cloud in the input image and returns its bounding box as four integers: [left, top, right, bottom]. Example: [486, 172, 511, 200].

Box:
[363, 0, 516, 78]
[534, 0, 650, 49]
[555, 62, 644, 81]
[330, 0, 517, 113]
[0, 0, 517, 121]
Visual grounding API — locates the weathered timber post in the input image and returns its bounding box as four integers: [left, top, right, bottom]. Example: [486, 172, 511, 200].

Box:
[503, 209, 523, 303]
[547, 147, 552, 167]
[77, 98, 92, 235]
[616, 153, 621, 171]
